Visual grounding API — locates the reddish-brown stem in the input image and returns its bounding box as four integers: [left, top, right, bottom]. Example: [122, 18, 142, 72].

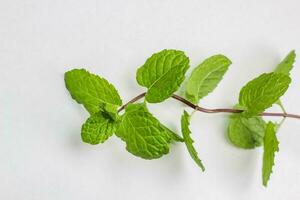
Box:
[117, 92, 147, 112]
[118, 93, 300, 120]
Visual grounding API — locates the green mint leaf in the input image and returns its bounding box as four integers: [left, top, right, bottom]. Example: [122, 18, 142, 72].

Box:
[115, 103, 172, 159]
[162, 125, 184, 142]
[262, 122, 279, 187]
[181, 110, 205, 171]
[273, 51, 296, 115]
[228, 108, 266, 149]
[239, 72, 291, 116]
[65, 69, 122, 115]
[186, 55, 231, 104]
[119, 102, 183, 141]
[81, 111, 117, 145]
[136, 49, 189, 103]
[274, 50, 296, 75]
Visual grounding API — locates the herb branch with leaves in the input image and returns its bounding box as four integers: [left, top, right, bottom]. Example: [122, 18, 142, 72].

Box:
[65, 49, 297, 187]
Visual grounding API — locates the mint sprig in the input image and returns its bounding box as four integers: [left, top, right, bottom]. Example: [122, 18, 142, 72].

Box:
[65, 49, 299, 187]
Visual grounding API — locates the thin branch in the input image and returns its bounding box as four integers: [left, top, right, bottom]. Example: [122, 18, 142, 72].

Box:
[118, 92, 146, 112]
[118, 93, 300, 120]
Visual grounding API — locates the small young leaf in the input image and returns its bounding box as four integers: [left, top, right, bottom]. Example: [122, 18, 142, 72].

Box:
[228, 113, 266, 149]
[239, 72, 291, 116]
[115, 103, 173, 159]
[273, 51, 296, 113]
[274, 50, 296, 75]
[136, 49, 189, 103]
[262, 122, 279, 187]
[181, 110, 205, 171]
[100, 103, 118, 120]
[186, 55, 231, 104]
[65, 69, 122, 115]
[81, 111, 117, 145]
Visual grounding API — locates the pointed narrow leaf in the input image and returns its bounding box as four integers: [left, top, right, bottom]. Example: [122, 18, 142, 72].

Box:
[181, 110, 205, 171]
[274, 50, 296, 75]
[262, 122, 279, 187]
[273, 51, 295, 113]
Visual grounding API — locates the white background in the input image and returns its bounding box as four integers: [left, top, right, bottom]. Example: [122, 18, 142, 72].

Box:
[1, 0, 300, 199]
